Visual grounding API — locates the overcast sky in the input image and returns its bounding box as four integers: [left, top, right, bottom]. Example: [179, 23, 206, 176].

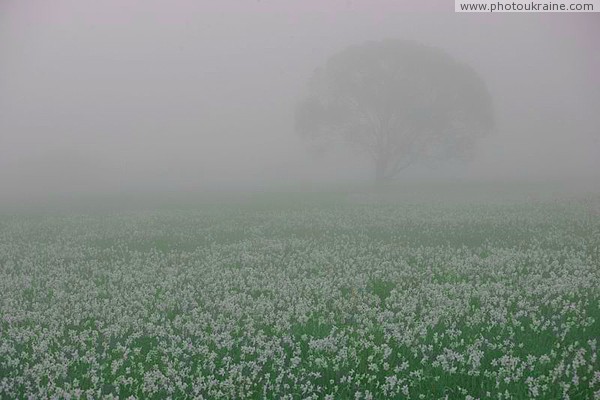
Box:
[1, 0, 599, 199]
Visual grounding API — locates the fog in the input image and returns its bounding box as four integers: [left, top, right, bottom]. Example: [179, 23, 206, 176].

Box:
[1, 0, 599, 203]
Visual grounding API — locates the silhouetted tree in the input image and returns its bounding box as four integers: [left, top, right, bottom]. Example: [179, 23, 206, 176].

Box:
[295, 39, 494, 182]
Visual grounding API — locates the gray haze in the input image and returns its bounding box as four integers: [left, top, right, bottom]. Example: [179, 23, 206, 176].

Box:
[1, 1, 599, 201]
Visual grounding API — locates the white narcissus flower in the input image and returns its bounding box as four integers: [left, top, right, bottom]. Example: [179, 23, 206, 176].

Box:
[0, 201, 598, 398]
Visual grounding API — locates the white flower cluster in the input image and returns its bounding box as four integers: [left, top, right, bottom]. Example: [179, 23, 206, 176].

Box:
[0, 200, 599, 399]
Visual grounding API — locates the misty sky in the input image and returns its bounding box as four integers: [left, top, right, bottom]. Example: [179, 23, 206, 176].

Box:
[1, 1, 599, 198]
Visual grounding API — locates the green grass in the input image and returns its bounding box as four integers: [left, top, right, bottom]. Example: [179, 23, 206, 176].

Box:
[1, 190, 599, 399]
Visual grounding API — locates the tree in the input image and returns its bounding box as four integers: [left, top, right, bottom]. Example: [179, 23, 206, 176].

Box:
[295, 39, 494, 182]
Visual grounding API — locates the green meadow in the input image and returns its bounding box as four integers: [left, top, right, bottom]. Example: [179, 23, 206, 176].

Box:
[1, 188, 599, 399]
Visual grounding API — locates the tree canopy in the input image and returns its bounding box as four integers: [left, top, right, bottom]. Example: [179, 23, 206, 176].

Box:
[295, 39, 494, 181]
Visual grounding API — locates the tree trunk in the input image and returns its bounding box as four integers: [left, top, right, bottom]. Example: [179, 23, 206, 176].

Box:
[374, 157, 388, 184]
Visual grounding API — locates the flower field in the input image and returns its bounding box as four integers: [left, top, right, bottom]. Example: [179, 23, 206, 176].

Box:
[1, 196, 599, 399]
